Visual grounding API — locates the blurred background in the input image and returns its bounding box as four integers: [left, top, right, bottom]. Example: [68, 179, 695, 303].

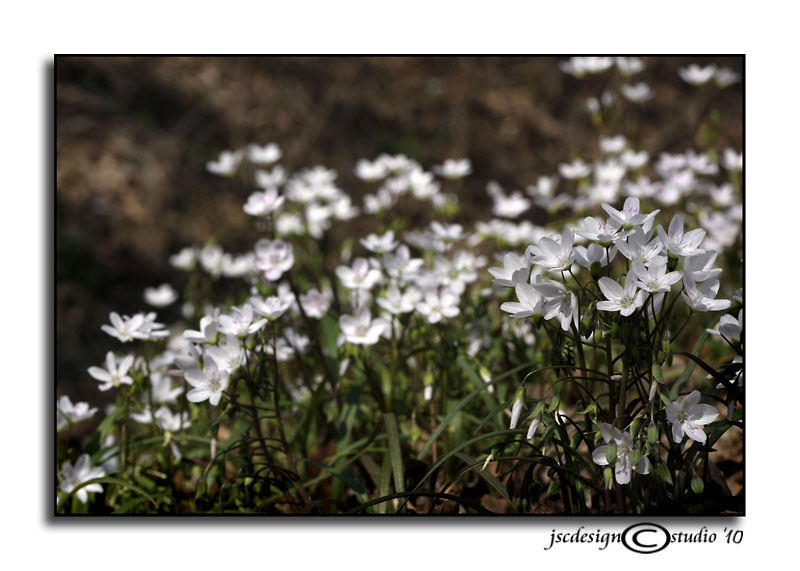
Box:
[56, 56, 743, 401]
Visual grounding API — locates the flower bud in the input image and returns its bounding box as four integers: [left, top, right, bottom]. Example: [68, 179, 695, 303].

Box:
[630, 448, 642, 467]
[603, 467, 614, 489]
[651, 363, 664, 384]
[649, 380, 659, 403]
[629, 418, 642, 438]
[608, 323, 620, 339]
[605, 441, 618, 465]
[580, 314, 595, 337]
[691, 475, 704, 494]
[647, 424, 659, 444]
[526, 418, 540, 440]
[509, 388, 526, 430]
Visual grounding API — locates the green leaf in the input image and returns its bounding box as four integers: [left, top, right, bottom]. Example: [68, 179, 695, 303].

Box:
[95, 405, 122, 440]
[320, 315, 340, 359]
[303, 459, 365, 495]
[455, 452, 511, 503]
[670, 314, 720, 399]
[378, 451, 392, 514]
[417, 390, 479, 460]
[472, 399, 514, 435]
[384, 413, 405, 496]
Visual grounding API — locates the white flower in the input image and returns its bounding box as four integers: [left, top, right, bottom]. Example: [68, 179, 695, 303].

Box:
[243, 187, 285, 217]
[558, 159, 592, 179]
[377, 285, 420, 315]
[360, 230, 398, 254]
[616, 57, 645, 75]
[616, 228, 664, 264]
[355, 159, 389, 182]
[417, 289, 460, 324]
[602, 197, 659, 229]
[722, 149, 742, 172]
[331, 195, 360, 220]
[169, 247, 196, 271]
[489, 187, 531, 218]
[339, 308, 387, 345]
[434, 250, 478, 294]
[681, 275, 731, 312]
[199, 244, 225, 277]
[679, 64, 717, 85]
[144, 284, 178, 308]
[683, 251, 722, 283]
[299, 288, 331, 319]
[250, 294, 294, 321]
[382, 244, 425, 283]
[591, 424, 650, 485]
[714, 67, 740, 87]
[205, 335, 245, 375]
[657, 215, 706, 258]
[576, 216, 624, 244]
[336, 257, 382, 290]
[632, 259, 682, 293]
[430, 221, 465, 242]
[574, 243, 613, 269]
[530, 280, 576, 331]
[433, 158, 472, 179]
[101, 312, 146, 343]
[501, 279, 545, 319]
[529, 229, 575, 272]
[150, 372, 183, 403]
[707, 310, 743, 344]
[206, 149, 243, 176]
[184, 356, 229, 406]
[153, 405, 191, 432]
[276, 212, 304, 236]
[57, 396, 98, 430]
[666, 390, 719, 444]
[88, 352, 135, 391]
[254, 239, 294, 281]
[559, 57, 614, 77]
[600, 135, 627, 154]
[60, 454, 106, 504]
[138, 312, 169, 340]
[408, 168, 440, 199]
[621, 149, 649, 169]
[621, 82, 652, 103]
[255, 165, 287, 188]
[597, 272, 646, 317]
[488, 251, 531, 287]
[183, 315, 218, 344]
[247, 143, 282, 165]
[217, 304, 267, 337]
